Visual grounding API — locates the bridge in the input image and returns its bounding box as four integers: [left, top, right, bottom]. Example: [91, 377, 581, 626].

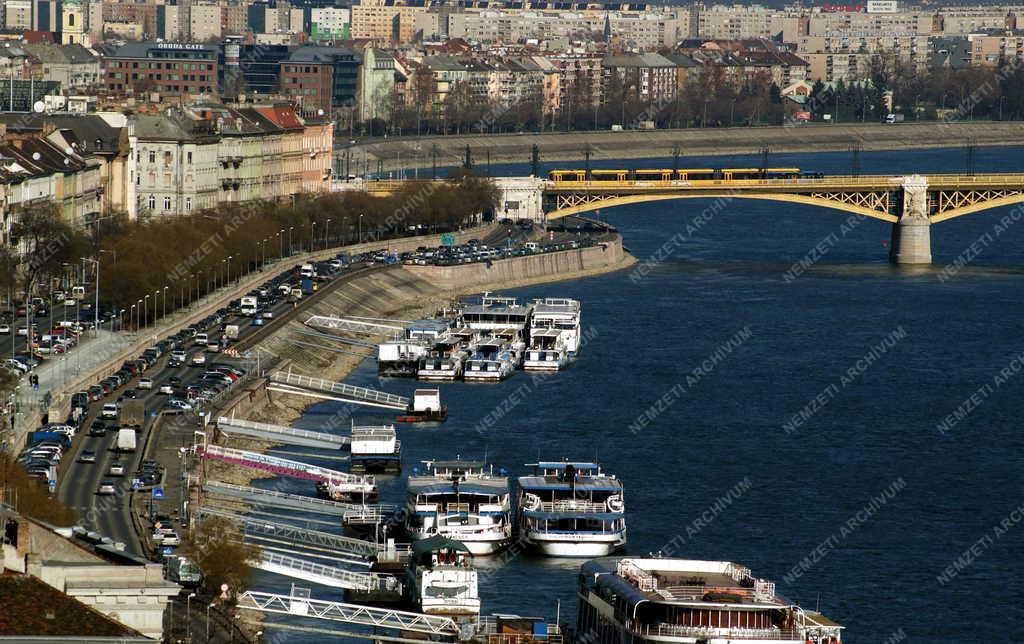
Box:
[367, 173, 1024, 264]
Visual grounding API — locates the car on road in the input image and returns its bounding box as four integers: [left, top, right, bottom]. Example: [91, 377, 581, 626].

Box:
[87, 385, 104, 401]
[158, 383, 174, 394]
[4, 358, 29, 373]
[170, 350, 187, 362]
[190, 353, 206, 366]
[164, 398, 193, 413]
[89, 421, 107, 437]
[138, 377, 153, 390]
[78, 450, 97, 464]
[108, 461, 125, 476]
[100, 403, 119, 419]
[0, 324, 9, 334]
[96, 481, 117, 495]
[160, 532, 181, 547]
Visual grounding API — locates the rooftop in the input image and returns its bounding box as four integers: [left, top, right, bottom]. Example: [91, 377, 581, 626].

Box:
[0, 572, 146, 639]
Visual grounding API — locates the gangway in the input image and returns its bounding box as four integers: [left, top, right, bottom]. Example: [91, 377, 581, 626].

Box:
[237, 590, 459, 638]
[254, 551, 396, 592]
[199, 444, 372, 488]
[202, 481, 396, 518]
[268, 369, 409, 411]
[198, 506, 379, 558]
[305, 315, 405, 335]
[217, 416, 349, 450]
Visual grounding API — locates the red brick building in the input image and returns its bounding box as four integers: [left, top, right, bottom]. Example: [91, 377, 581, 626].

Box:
[102, 42, 218, 97]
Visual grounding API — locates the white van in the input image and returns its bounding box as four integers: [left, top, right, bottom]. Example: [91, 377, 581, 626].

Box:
[299, 263, 316, 278]
[194, 333, 208, 346]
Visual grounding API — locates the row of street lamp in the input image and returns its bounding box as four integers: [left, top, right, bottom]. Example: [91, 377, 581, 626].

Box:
[87, 212, 370, 334]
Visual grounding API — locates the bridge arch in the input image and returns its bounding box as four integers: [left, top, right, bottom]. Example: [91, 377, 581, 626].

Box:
[544, 192, 900, 223]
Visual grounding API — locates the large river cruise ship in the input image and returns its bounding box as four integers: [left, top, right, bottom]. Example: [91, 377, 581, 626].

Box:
[577, 557, 844, 644]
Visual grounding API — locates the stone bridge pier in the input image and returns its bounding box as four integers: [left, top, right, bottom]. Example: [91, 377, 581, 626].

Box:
[889, 174, 932, 265]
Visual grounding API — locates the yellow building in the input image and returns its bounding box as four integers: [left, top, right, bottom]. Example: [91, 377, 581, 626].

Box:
[351, 0, 428, 44]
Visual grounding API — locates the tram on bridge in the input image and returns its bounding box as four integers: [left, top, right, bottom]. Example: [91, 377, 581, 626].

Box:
[549, 168, 826, 182]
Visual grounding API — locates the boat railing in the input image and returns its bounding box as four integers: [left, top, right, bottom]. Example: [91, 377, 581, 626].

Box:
[540, 500, 611, 513]
[446, 502, 471, 513]
[638, 622, 799, 641]
[654, 585, 777, 603]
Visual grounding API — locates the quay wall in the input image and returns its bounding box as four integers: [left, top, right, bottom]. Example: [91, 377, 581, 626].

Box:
[402, 236, 626, 291]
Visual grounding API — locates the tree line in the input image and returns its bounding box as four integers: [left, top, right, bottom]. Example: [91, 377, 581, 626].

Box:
[4, 175, 500, 332]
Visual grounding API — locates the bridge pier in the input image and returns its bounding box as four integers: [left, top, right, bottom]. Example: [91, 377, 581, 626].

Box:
[889, 175, 932, 265]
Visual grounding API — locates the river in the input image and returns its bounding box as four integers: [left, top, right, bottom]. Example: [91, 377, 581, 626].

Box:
[251, 146, 1024, 643]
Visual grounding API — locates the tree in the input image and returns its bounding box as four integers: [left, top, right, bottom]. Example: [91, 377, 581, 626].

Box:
[181, 517, 260, 595]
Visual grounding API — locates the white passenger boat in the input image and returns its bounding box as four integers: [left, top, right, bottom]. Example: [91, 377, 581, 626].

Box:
[417, 336, 467, 382]
[407, 535, 480, 616]
[464, 338, 517, 382]
[577, 558, 844, 644]
[517, 461, 625, 557]
[378, 319, 451, 377]
[405, 459, 513, 555]
[349, 423, 401, 473]
[526, 298, 582, 370]
[459, 293, 533, 338]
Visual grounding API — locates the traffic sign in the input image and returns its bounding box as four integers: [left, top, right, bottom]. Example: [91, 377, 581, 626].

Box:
[152, 487, 165, 499]
[163, 546, 173, 555]
[131, 480, 141, 490]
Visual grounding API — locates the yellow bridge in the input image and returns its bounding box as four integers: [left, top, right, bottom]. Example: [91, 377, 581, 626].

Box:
[541, 172, 1024, 224]
[363, 171, 1024, 264]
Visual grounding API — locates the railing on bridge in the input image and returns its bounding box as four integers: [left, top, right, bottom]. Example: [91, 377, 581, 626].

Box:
[255, 551, 394, 591]
[237, 590, 459, 637]
[199, 444, 370, 487]
[269, 370, 410, 410]
[203, 480, 356, 515]
[217, 416, 349, 450]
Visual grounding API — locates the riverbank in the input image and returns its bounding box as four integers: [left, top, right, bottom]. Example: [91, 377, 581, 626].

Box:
[222, 234, 632, 430]
[348, 121, 1024, 172]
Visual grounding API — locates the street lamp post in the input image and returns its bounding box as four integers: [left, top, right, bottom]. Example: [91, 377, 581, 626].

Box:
[310, 221, 316, 252]
[130, 304, 136, 333]
[80, 257, 99, 337]
[278, 230, 284, 257]
[118, 309, 125, 332]
[162, 286, 168, 318]
[359, 213, 364, 242]
[143, 295, 150, 328]
[206, 602, 215, 643]
[186, 593, 196, 641]
[325, 219, 331, 249]
[288, 226, 294, 255]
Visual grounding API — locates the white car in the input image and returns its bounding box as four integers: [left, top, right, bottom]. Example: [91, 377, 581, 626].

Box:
[165, 399, 193, 413]
[170, 350, 187, 362]
[108, 462, 125, 476]
[160, 532, 181, 546]
[96, 481, 117, 495]
[100, 403, 119, 419]
[190, 354, 206, 366]
[138, 377, 153, 390]
[0, 324, 9, 334]
[158, 383, 174, 395]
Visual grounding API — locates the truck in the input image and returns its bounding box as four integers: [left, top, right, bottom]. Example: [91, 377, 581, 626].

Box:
[240, 296, 259, 316]
[224, 324, 240, 340]
[116, 428, 137, 452]
[120, 399, 146, 428]
[300, 278, 318, 295]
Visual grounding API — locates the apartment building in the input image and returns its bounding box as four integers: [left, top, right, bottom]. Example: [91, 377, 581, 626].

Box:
[102, 41, 219, 97]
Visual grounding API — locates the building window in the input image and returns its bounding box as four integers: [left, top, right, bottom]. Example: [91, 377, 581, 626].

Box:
[68, 13, 74, 25]
[149, 151, 155, 163]
[187, 151, 192, 164]
[148, 195, 155, 209]
[186, 197, 192, 211]
[163, 197, 171, 210]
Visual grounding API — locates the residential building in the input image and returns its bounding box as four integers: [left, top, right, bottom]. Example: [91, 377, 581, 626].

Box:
[358, 47, 396, 121]
[311, 6, 350, 40]
[280, 45, 360, 113]
[130, 111, 220, 217]
[22, 41, 100, 90]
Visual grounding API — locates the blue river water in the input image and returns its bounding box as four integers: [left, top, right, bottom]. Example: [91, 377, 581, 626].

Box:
[251, 146, 1024, 643]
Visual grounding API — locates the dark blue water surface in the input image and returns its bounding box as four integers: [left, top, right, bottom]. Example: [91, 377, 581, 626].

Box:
[255, 146, 1024, 643]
